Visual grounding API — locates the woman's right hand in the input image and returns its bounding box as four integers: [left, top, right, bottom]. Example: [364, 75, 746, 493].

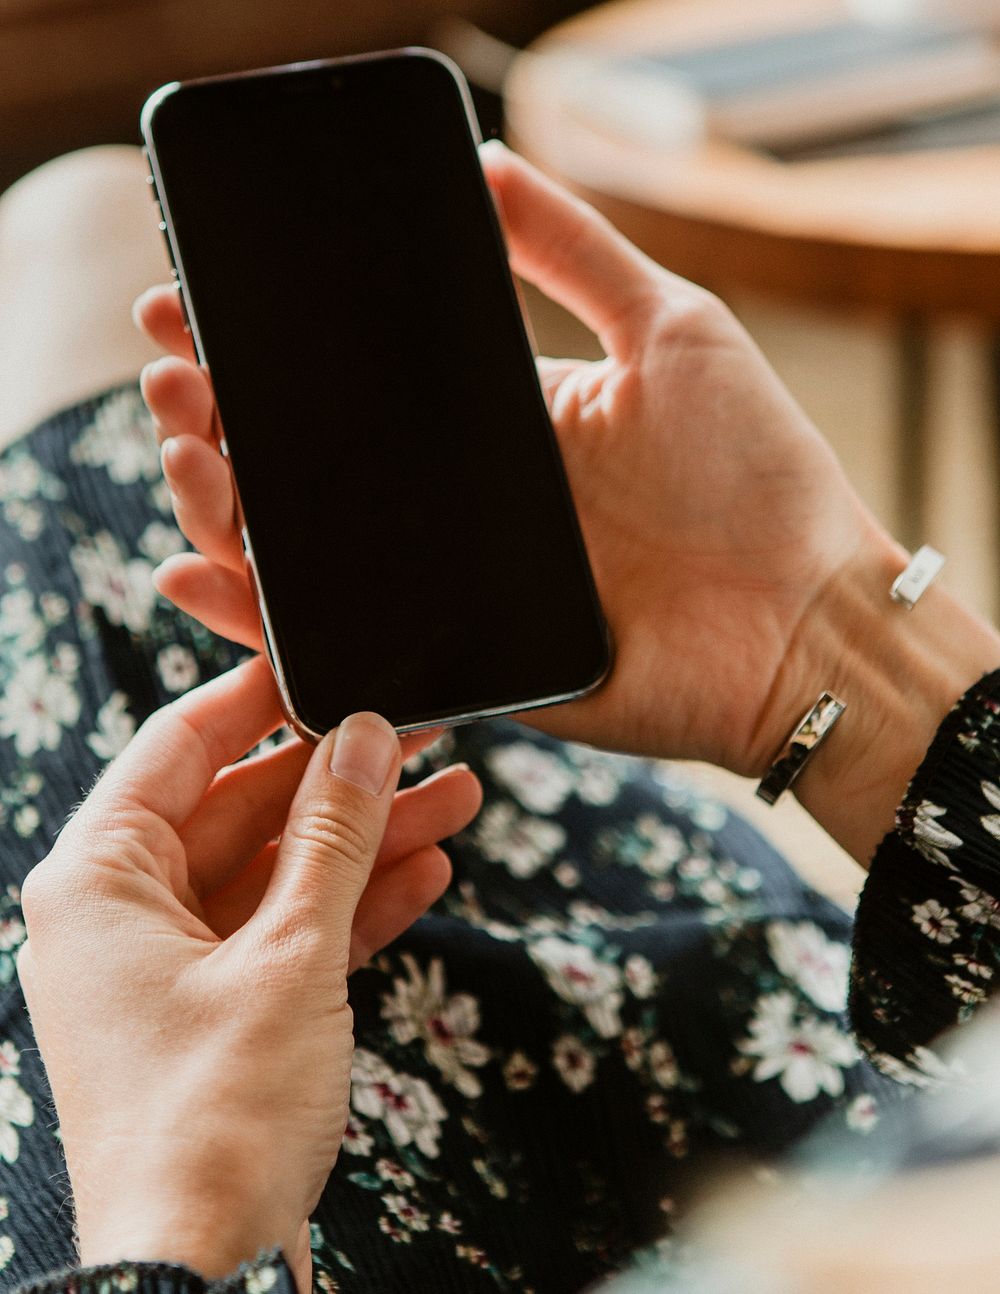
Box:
[18, 657, 480, 1289]
[135, 145, 1000, 863]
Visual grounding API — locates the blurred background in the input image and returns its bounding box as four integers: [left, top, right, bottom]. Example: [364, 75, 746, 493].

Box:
[4, 0, 1000, 900]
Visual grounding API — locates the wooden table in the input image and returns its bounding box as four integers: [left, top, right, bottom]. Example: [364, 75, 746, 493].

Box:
[505, 0, 1000, 547]
[0, 0, 564, 193]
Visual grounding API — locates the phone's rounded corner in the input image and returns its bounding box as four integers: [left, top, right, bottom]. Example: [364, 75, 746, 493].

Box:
[578, 622, 616, 700]
[139, 81, 182, 142]
[398, 45, 464, 80]
[254, 589, 326, 746]
[396, 46, 480, 140]
[273, 674, 326, 745]
[283, 708, 326, 747]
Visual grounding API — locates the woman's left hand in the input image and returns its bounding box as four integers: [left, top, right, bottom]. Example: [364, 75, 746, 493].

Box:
[16, 655, 480, 1289]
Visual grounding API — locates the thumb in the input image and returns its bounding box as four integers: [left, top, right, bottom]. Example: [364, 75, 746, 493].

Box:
[479, 140, 660, 358]
[253, 711, 401, 945]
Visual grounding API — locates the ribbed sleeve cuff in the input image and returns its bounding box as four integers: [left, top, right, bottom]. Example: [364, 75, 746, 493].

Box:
[14, 1249, 296, 1294]
[850, 668, 1000, 1076]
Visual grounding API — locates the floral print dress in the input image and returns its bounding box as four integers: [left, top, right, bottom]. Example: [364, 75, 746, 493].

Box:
[1, 388, 993, 1294]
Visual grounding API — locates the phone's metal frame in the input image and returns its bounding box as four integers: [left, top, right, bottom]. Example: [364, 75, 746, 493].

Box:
[141, 47, 611, 742]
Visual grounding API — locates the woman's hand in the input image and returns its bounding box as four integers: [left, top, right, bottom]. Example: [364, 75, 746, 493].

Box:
[132, 146, 878, 775]
[134, 145, 1000, 862]
[16, 657, 481, 1288]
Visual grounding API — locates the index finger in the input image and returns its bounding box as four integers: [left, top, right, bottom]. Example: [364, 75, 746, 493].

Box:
[82, 655, 284, 831]
[72, 656, 444, 838]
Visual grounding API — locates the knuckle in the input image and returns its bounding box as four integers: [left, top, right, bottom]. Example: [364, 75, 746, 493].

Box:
[541, 207, 612, 296]
[139, 700, 177, 740]
[20, 819, 163, 939]
[291, 803, 373, 872]
[15, 940, 31, 987]
[154, 699, 225, 786]
[243, 918, 311, 980]
[18, 862, 58, 931]
[255, 908, 351, 987]
[650, 285, 733, 346]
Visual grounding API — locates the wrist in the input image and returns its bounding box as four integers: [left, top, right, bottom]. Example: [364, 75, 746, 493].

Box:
[79, 1219, 275, 1282]
[72, 1131, 289, 1279]
[762, 526, 1000, 864]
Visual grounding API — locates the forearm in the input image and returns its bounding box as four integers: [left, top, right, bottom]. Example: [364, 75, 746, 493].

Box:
[766, 524, 1000, 866]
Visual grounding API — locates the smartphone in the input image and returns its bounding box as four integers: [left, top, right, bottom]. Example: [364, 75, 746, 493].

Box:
[141, 50, 609, 738]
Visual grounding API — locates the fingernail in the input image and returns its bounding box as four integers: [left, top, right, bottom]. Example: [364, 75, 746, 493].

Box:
[419, 762, 471, 786]
[329, 712, 398, 796]
[131, 286, 158, 327]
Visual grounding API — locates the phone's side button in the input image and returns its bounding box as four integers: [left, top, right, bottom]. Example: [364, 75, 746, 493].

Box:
[243, 550, 275, 672]
[243, 547, 261, 603]
[172, 281, 191, 332]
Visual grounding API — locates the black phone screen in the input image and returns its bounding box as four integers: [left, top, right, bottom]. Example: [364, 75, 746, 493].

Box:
[145, 52, 608, 733]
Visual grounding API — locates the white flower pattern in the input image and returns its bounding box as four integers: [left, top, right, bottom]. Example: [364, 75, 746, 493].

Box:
[766, 921, 850, 1012]
[351, 1049, 447, 1159]
[474, 802, 566, 878]
[911, 800, 962, 867]
[380, 955, 489, 1097]
[912, 899, 960, 945]
[0, 1064, 33, 1163]
[485, 741, 575, 813]
[70, 531, 156, 633]
[0, 654, 80, 757]
[156, 644, 200, 695]
[738, 992, 859, 1103]
[553, 1035, 596, 1092]
[85, 691, 136, 761]
[528, 935, 624, 1038]
[70, 388, 161, 484]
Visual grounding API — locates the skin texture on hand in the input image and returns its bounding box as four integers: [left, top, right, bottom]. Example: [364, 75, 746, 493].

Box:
[16, 658, 481, 1287]
[134, 144, 1000, 867]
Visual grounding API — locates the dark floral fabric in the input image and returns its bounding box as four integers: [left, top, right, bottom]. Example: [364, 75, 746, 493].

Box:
[16, 1251, 295, 1294]
[851, 670, 1000, 1078]
[0, 386, 937, 1294]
